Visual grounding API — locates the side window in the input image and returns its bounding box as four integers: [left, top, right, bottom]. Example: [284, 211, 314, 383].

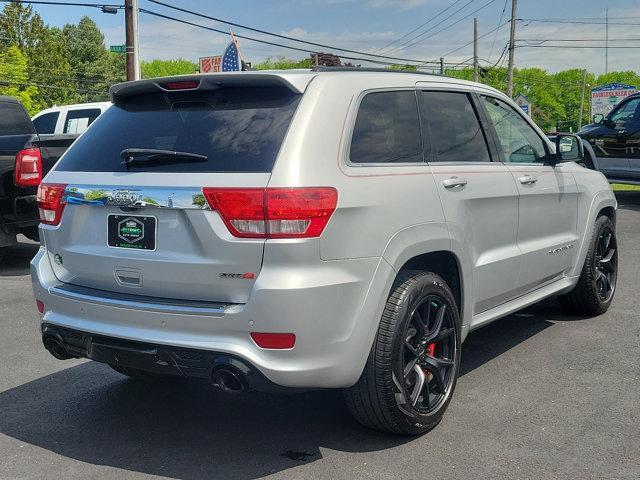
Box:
[63, 108, 102, 134]
[420, 91, 491, 163]
[33, 112, 60, 134]
[0, 102, 34, 135]
[609, 98, 640, 122]
[349, 91, 423, 164]
[481, 96, 547, 164]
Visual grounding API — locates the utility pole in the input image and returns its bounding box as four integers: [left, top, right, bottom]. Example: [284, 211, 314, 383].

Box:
[578, 69, 587, 130]
[506, 0, 517, 97]
[473, 17, 479, 82]
[124, 0, 140, 81]
[605, 8, 609, 74]
[439, 57, 445, 75]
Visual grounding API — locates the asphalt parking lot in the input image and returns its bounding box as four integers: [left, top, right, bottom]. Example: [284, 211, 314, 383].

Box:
[1, 192, 639, 480]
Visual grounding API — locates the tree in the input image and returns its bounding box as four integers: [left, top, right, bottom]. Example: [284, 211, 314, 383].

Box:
[141, 59, 197, 78]
[62, 16, 124, 102]
[254, 56, 313, 70]
[0, 45, 39, 114]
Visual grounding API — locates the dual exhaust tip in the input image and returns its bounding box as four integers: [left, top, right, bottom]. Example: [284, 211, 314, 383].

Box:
[42, 331, 248, 395]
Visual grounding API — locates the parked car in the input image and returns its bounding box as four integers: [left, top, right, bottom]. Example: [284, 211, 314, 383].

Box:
[578, 92, 640, 184]
[31, 69, 617, 435]
[0, 96, 78, 258]
[32, 102, 110, 136]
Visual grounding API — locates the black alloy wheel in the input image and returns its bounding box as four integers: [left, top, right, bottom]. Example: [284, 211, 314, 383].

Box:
[395, 295, 457, 415]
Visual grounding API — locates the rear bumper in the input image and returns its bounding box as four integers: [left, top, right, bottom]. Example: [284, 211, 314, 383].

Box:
[31, 246, 394, 389]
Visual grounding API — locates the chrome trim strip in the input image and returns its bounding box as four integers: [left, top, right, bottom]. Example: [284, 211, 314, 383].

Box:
[63, 185, 210, 210]
[49, 283, 230, 316]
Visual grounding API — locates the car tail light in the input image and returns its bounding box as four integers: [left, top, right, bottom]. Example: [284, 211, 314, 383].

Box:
[250, 332, 296, 349]
[14, 147, 42, 187]
[203, 187, 337, 239]
[159, 80, 200, 90]
[36, 300, 45, 314]
[37, 183, 67, 226]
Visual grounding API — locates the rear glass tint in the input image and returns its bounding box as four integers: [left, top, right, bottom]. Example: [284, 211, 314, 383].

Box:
[0, 101, 34, 135]
[56, 87, 301, 173]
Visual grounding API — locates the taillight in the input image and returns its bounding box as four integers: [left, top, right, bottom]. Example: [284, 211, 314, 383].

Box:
[37, 183, 67, 226]
[202, 187, 338, 239]
[14, 147, 42, 187]
[159, 80, 200, 90]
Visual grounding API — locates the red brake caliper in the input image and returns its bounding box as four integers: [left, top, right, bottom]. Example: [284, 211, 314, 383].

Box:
[425, 343, 436, 357]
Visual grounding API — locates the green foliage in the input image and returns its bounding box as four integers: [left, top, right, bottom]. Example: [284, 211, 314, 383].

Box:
[0, 46, 39, 114]
[253, 56, 314, 70]
[62, 16, 124, 103]
[141, 59, 197, 78]
[389, 64, 417, 71]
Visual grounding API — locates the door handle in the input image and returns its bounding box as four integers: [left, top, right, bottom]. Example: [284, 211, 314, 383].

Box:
[442, 177, 468, 189]
[519, 175, 538, 185]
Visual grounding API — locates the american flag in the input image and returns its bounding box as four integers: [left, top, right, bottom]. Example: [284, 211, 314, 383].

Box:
[222, 41, 240, 71]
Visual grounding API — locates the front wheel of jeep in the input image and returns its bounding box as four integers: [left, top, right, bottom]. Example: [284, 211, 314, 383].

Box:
[344, 270, 461, 435]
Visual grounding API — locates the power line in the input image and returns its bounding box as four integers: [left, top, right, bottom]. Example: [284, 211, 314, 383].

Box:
[518, 38, 640, 43]
[0, 0, 122, 8]
[146, 0, 443, 65]
[386, 0, 478, 53]
[374, 0, 464, 53]
[140, 8, 439, 67]
[516, 44, 640, 49]
[400, 0, 497, 51]
[488, 0, 508, 59]
[519, 18, 640, 26]
[437, 20, 509, 59]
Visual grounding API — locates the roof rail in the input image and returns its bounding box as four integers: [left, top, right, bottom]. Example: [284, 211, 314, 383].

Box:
[309, 66, 442, 77]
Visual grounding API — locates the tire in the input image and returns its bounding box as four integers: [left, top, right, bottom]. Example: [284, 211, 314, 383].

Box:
[344, 270, 461, 435]
[558, 215, 618, 315]
[109, 364, 173, 382]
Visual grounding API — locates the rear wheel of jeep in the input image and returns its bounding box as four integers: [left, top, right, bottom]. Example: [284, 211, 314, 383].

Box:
[344, 270, 461, 435]
[558, 215, 617, 315]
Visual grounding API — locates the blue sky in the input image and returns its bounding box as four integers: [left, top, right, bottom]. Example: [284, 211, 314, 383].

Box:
[26, 0, 640, 73]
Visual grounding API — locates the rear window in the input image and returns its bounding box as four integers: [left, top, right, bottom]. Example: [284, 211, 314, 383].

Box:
[0, 101, 34, 135]
[63, 108, 102, 134]
[33, 111, 60, 134]
[56, 87, 301, 173]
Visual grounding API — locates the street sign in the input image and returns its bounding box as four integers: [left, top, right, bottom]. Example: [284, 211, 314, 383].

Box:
[109, 45, 126, 54]
[590, 83, 637, 118]
[514, 94, 532, 117]
[199, 55, 222, 73]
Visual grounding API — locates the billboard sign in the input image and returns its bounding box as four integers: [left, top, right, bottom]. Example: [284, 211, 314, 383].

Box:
[514, 94, 532, 117]
[591, 83, 637, 118]
[199, 55, 222, 73]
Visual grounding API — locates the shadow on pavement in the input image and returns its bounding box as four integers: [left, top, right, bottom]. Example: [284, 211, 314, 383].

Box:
[0, 301, 563, 480]
[0, 238, 38, 277]
[615, 190, 640, 212]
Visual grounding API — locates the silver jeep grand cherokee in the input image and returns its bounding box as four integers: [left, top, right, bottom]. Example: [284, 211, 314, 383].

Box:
[31, 68, 618, 435]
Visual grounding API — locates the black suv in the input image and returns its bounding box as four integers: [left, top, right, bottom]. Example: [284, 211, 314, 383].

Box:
[579, 93, 640, 184]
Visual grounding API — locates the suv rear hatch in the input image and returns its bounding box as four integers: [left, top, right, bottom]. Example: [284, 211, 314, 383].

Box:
[40, 74, 310, 304]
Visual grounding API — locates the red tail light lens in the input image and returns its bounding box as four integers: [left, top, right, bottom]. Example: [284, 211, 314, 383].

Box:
[37, 183, 67, 226]
[202, 187, 337, 239]
[14, 147, 42, 187]
[159, 80, 200, 90]
[250, 332, 296, 349]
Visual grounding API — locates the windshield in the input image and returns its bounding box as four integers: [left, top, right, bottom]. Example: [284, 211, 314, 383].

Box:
[56, 86, 301, 173]
[609, 97, 640, 122]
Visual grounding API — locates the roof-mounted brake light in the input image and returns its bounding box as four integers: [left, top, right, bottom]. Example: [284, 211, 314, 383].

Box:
[159, 80, 200, 91]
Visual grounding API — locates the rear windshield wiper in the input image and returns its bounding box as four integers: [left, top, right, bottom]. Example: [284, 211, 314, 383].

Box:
[120, 148, 208, 167]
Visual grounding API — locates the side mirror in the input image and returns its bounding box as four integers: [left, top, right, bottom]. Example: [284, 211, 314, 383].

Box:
[592, 113, 604, 124]
[555, 134, 583, 163]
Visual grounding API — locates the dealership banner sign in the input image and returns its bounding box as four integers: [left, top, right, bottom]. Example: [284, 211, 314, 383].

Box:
[591, 83, 637, 117]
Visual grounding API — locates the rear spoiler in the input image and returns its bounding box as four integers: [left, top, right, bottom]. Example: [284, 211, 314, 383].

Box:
[109, 72, 316, 103]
